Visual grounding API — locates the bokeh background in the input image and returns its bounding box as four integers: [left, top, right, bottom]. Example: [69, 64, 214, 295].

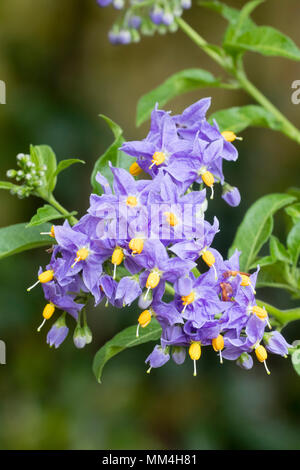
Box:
[0, 0, 300, 450]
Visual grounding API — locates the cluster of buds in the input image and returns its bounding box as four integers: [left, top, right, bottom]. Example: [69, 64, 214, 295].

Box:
[97, 0, 192, 44]
[27, 97, 291, 375]
[6, 152, 46, 198]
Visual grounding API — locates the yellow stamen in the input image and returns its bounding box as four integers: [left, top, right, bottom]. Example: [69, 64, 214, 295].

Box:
[212, 335, 224, 352]
[181, 291, 195, 306]
[146, 271, 160, 289]
[112, 247, 124, 279]
[221, 130, 243, 142]
[212, 335, 224, 364]
[27, 269, 54, 292]
[202, 250, 215, 268]
[129, 238, 144, 255]
[252, 305, 268, 320]
[164, 212, 178, 227]
[181, 291, 195, 313]
[37, 303, 55, 332]
[201, 170, 214, 187]
[129, 162, 142, 176]
[40, 225, 55, 238]
[126, 196, 138, 207]
[136, 309, 152, 337]
[189, 342, 201, 377]
[255, 345, 270, 375]
[241, 274, 256, 294]
[149, 151, 165, 169]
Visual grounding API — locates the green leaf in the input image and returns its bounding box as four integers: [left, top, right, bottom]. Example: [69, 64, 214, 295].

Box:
[30, 145, 57, 197]
[285, 203, 300, 224]
[256, 260, 295, 293]
[269, 235, 292, 264]
[224, 0, 264, 44]
[209, 105, 281, 133]
[225, 26, 300, 61]
[136, 68, 229, 126]
[249, 255, 274, 269]
[0, 223, 54, 260]
[291, 349, 300, 376]
[53, 159, 85, 178]
[200, 1, 255, 26]
[229, 193, 295, 271]
[287, 221, 300, 266]
[91, 115, 133, 195]
[93, 319, 162, 383]
[26, 204, 77, 228]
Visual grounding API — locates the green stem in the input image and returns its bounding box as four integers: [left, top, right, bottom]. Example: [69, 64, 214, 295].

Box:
[47, 194, 78, 226]
[257, 299, 300, 326]
[176, 17, 226, 68]
[235, 66, 300, 144]
[176, 17, 300, 145]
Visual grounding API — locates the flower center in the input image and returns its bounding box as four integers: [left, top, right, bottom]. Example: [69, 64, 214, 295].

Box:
[181, 291, 195, 306]
[151, 151, 166, 166]
[126, 195, 138, 207]
[164, 211, 178, 227]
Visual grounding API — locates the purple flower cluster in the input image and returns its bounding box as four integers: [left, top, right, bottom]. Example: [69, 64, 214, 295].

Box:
[96, 0, 192, 45]
[30, 97, 290, 375]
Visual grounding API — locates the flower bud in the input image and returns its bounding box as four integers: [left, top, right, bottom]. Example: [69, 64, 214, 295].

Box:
[73, 325, 86, 349]
[221, 184, 241, 207]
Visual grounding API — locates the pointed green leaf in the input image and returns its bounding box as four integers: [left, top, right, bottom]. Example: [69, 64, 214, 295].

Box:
[229, 193, 296, 271]
[225, 26, 300, 61]
[93, 319, 162, 383]
[136, 68, 231, 126]
[0, 223, 54, 260]
[287, 221, 300, 266]
[91, 115, 133, 195]
[285, 203, 300, 224]
[256, 261, 296, 293]
[270, 236, 292, 264]
[224, 0, 264, 43]
[200, 1, 246, 24]
[26, 204, 77, 228]
[209, 105, 281, 133]
[53, 159, 85, 178]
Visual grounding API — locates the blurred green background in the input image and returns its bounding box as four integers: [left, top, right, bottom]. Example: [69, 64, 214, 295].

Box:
[0, 0, 300, 450]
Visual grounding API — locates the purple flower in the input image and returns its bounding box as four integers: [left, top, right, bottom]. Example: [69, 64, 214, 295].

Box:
[54, 222, 104, 293]
[121, 114, 192, 179]
[173, 98, 211, 129]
